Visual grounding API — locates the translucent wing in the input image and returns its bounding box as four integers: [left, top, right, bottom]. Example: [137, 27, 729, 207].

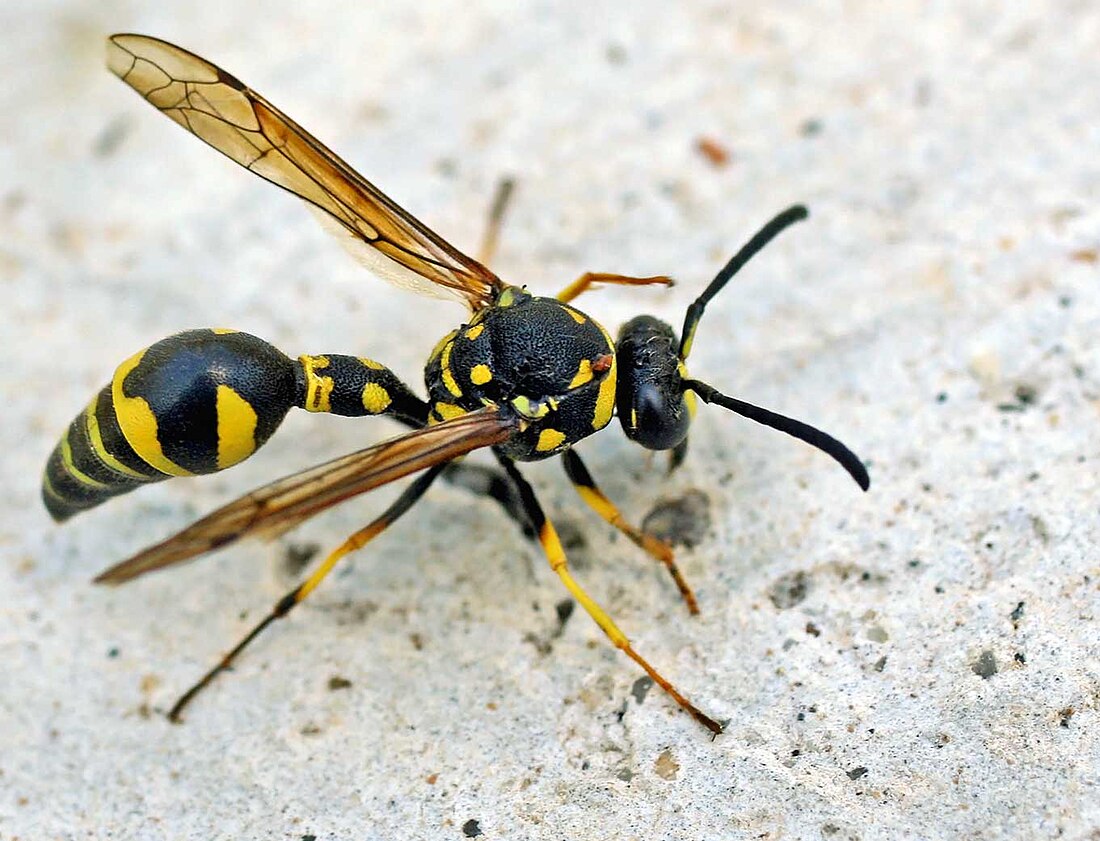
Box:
[94, 408, 516, 584]
[107, 33, 502, 309]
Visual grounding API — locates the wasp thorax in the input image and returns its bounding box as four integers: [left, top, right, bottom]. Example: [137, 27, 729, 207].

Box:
[615, 315, 695, 450]
[425, 288, 617, 461]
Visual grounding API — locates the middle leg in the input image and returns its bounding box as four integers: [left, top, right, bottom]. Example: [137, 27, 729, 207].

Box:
[166, 462, 447, 722]
[496, 453, 721, 734]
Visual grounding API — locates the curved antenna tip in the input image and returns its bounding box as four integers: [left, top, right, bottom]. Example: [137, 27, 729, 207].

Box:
[684, 379, 870, 492]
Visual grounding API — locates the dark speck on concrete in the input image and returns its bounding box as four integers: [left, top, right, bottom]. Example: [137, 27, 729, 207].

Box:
[462, 819, 482, 837]
[800, 117, 823, 136]
[1031, 516, 1050, 543]
[971, 650, 998, 679]
[1010, 601, 1025, 624]
[1059, 707, 1075, 728]
[556, 517, 588, 552]
[301, 835, 317, 841]
[631, 676, 654, 704]
[1015, 383, 1038, 405]
[642, 490, 711, 548]
[605, 42, 628, 64]
[283, 541, 320, 577]
[555, 598, 575, 628]
[327, 675, 352, 691]
[997, 382, 1040, 412]
[847, 766, 868, 780]
[107, 647, 120, 659]
[92, 115, 131, 158]
[873, 655, 887, 672]
[769, 570, 809, 609]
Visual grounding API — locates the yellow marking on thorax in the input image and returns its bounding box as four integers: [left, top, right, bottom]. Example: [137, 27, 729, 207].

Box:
[362, 383, 392, 414]
[511, 395, 551, 419]
[465, 323, 484, 341]
[470, 364, 492, 385]
[428, 329, 459, 364]
[215, 385, 258, 469]
[536, 428, 567, 452]
[568, 359, 593, 389]
[299, 355, 335, 413]
[211, 327, 239, 335]
[112, 350, 192, 476]
[566, 307, 587, 325]
[358, 356, 385, 370]
[433, 401, 466, 422]
[440, 342, 462, 398]
[497, 288, 517, 307]
[60, 433, 109, 489]
[592, 354, 617, 430]
[589, 317, 618, 430]
[83, 396, 149, 479]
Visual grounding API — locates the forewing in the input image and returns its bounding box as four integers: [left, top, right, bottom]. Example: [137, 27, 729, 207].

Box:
[106, 33, 501, 309]
[94, 408, 516, 584]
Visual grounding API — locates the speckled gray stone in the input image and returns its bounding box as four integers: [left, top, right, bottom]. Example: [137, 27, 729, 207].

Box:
[2, 2, 1098, 839]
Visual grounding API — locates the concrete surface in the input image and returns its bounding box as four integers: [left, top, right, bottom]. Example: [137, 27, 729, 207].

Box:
[1, 1, 1097, 839]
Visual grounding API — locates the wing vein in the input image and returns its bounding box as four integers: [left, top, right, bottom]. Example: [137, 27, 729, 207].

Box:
[107, 33, 503, 309]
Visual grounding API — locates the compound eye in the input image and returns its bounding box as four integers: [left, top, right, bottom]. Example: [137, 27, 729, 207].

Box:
[629, 382, 690, 451]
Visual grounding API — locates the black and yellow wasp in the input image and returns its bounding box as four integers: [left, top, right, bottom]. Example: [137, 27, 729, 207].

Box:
[43, 34, 870, 733]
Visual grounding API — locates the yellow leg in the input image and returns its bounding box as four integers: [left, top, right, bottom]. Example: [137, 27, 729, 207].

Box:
[562, 450, 698, 614]
[478, 177, 516, 266]
[556, 272, 674, 304]
[498, 455, 722, 734]
[167, 464, 444, 722]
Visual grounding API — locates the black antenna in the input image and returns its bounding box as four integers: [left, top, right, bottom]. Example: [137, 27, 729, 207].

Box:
[679, 205, 809, 361]
[683, 378, 870, 491]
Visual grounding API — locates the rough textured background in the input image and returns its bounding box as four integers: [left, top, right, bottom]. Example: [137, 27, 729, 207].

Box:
[2, 2, 1097, 839]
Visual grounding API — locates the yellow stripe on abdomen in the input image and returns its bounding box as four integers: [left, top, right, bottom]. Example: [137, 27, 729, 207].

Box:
[215, 384, 259, 469]
[111, 349, 193, 476]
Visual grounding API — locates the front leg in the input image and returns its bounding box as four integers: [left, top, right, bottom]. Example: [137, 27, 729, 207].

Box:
[496, 453, 721, 734]
[562, 449, 698, 614]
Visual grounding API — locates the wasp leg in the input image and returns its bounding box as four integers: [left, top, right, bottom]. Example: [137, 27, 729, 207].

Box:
[478, 176, 517, 266]
[556, 272, 674, 305]
[167, 462, 446, 723]
[561, 450, 698, 615]
[668, 438, 689, 473]
[496, 454, 721, 734]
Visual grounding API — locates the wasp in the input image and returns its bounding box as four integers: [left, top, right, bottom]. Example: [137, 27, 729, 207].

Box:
[43, 34, 870, 734]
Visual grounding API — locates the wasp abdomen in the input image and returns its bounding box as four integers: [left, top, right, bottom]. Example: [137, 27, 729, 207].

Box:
[43, 331, 431, 523]
[42, 384, 166, 522]
[43, 329, 297, 522]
